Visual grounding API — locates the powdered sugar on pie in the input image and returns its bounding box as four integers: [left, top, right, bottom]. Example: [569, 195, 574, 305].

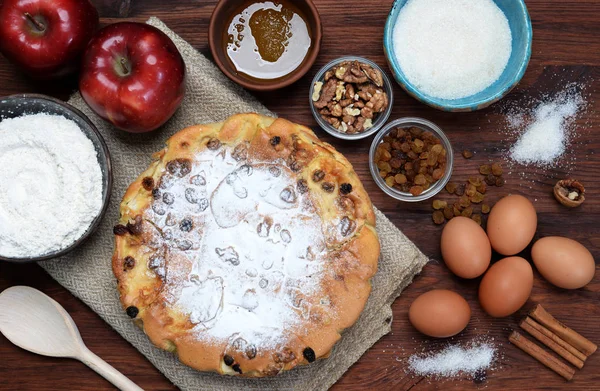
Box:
[145, 147, 329, 349]
[113, 114, 379, 377]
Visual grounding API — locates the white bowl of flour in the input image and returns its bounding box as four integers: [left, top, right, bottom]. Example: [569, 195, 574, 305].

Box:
[0, 94, 112, 262]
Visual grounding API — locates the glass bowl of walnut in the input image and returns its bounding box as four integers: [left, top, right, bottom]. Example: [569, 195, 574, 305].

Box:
[369, 117, 454, 202]
[309, 56, 394, 140]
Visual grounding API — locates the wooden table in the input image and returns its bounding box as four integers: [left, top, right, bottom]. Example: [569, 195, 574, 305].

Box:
[1, 0, 599, 389]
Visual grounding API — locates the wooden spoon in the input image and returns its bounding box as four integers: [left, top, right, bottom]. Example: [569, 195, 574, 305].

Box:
[0, 286, 143, 391]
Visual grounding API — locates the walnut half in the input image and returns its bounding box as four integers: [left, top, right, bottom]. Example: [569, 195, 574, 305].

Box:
[553, 179, 585, 208]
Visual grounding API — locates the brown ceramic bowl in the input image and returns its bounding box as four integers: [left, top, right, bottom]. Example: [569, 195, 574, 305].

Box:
[209, 0, 322, 91]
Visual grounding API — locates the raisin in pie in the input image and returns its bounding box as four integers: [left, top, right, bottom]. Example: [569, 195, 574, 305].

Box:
[112, 113, 379, 377]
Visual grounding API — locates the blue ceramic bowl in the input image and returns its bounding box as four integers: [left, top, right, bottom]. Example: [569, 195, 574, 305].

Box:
[384, 0, 532, 112]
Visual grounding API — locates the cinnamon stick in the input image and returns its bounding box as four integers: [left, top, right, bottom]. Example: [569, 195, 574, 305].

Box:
[522, 316, 587, 362]
[509, 331, 575, 381]
[530, 304, 597, 357]
[520, 317, 585, 369]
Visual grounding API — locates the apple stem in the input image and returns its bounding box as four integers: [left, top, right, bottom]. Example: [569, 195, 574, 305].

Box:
[24, 12, 46, 32]
[119, 58, 130, 76]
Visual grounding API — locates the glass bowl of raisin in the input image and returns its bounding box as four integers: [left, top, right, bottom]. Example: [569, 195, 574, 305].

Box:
[369, 117, 454, 202]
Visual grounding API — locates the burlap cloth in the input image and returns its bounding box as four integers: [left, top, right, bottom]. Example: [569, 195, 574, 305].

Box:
[39, 18, 429, 391]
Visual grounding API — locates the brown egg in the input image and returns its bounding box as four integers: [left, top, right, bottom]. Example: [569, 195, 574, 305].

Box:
[532, 236, 596, 289]
[479, 256, 533, 317]
[487, 195, 537, 255]
[441, 216, 491, 279]
[408, 289, 471, 338]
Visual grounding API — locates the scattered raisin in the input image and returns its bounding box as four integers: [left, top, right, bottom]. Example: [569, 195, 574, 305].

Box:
[485, 174, 496, 186]
[206, 138, 221, 150]
[142, 177, 155, 191]
[479, 164, 492, 175]
[461, 207, 473, 218]
[340, 183, 353, 195]
[459, 195, 471, 208]
[123, 256, 135, 271]
[126, 306, 139, 318]
[445, 182, 458, 194]
[180, 218, 193, 232]
[270, 136, 281, 146]
[232, 143, 248, 161]
[198, 198, 209, 211]
[167, 158, 192, 178]
[443, 207, 454, 220]
[148, 254, 164, 271]
[223, 355, 234, 366]
[126, 216, 143, 235]
[495, 176, 505, 187]
[471, 214, 482, 225]
[113, 224, 129, 236]
[289, 160, 302, 172]
[312, 170, 325, 182]
[468, 176, 482, 187]
[482, 204, 491, 214]
[432, 210, 445, 225]
[471, 192, 485, 204]
[465, 184, 477, 197]
[232, 364, 242, 374]
[163, 192, 175, 205]
[453, 206, 462, 217]
[462, 150, 474, 159]
[321, 182, 335, 193]
[246, 345, 257, 359]
[339, 216, 357, 237]
[476, 182, 487, 194]
[455, 184, 465, 196]
[297, 179, 308, 194]
[432, 200, 447, 210]
[491, 163, 503, 176]
[303, 347, 316, 363]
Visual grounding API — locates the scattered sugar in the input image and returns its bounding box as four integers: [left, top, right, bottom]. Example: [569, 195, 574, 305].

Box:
[145, 146, 336, 350]
[407, 339, 497, 378]
[506, 84, 587, 168]
[392, 0, 512, 100]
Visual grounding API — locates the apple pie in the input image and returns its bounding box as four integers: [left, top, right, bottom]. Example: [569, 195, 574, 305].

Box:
[112, 113, 379, 377]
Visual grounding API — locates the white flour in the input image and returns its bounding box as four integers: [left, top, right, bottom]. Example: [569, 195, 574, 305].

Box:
[0, 113, 103, 258]
[146, 146, 336, 350]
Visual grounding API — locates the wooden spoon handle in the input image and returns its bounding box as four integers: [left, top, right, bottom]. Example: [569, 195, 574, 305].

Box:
[78, 347, 144, 391]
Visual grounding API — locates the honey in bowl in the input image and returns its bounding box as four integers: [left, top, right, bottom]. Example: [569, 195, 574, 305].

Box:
[225, 1, 312, 80]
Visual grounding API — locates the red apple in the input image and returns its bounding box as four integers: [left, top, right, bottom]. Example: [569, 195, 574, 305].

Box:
[79, 22, 186, 133]
[0, 0, 98, 79]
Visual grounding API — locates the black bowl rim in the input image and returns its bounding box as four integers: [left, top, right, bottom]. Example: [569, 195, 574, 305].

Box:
[0, 93, 113, 263]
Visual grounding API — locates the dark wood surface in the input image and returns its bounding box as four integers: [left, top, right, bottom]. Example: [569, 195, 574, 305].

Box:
[1, 0, 599, 390]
